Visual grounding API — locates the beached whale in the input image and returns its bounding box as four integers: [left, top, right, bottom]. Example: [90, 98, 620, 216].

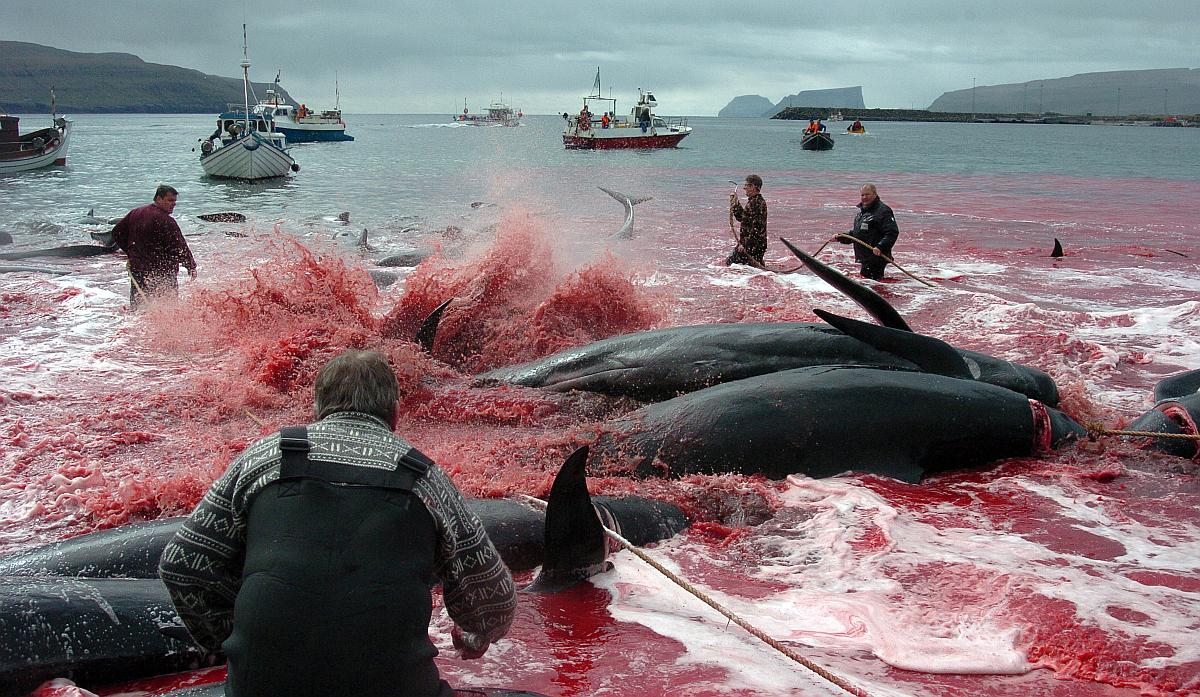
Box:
[0, 449, 686, 693]
[0, 243, 116, 261]
[588, 364, 1084, 483]
[1126, 371, 1200, 459]
[477, 244, 1059, 405]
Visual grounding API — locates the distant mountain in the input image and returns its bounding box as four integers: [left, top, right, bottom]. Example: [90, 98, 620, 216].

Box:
[718, 87, 865, 117]
[718, 95, 776, 118]
[0, 41, 295, 114]
[766, 87, 865, 116]
[929, 68, 1200, 116]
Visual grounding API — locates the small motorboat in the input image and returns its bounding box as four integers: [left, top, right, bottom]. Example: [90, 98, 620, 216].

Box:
[0, 100, 71, 174]
[562, 68, 691, 149]
[846, 120, 867, 135]
[801, 130, 835, 150]
[198, 28, 298, 180]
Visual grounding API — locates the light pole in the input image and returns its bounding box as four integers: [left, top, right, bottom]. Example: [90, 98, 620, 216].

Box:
[1116, 87, 1121, 118]
[1023, 83, 1028, 114]
[1039, 82, 1044, 114]
[971, 77, 976, 116]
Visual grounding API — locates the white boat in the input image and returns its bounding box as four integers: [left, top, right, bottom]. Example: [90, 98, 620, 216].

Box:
[455, 99, 522, 127]
[253, 73, 353, 142]
[0, 92, 71, 174]
[828, 111, 844, 122]
[198, 28, 298, 180]
[562, 69, 691, 149]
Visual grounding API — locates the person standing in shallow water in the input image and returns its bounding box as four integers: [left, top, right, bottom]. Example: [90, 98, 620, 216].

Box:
[839, 183, 899, 280]
[110, 184, 196, 308]
[727, 174, 768, 267]
[159, 349, 516, 697]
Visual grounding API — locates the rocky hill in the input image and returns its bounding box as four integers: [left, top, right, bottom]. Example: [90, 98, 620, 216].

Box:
[719, 87, 865, 117]
[0, 41, 294, 113]
[929, 68, 1200, 116]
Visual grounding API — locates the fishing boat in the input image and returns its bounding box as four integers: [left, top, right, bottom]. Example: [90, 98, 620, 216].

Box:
[198, 27, 298, 180]
[801, 130, 835, 151]
[455, 99, 522, 127]
[562, 68, 691, 149]
[828, 111, 844, 122]
[252, 73, 354, 142]
[0, 95, 71, 174]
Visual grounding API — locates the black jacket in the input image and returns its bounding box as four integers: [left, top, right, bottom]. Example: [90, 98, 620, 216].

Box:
[845, 198, 899, 262]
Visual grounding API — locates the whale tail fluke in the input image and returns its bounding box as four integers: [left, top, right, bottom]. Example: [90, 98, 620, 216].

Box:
[1051, 238, 1064, 258]
[524, 446, 612, 593]
[598, 187, 652, 206]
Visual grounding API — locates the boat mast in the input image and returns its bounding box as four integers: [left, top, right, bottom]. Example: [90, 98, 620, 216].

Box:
[590, 67, 601, 99]
[335, 72, 341, 111]
[240, 24, 251, 136]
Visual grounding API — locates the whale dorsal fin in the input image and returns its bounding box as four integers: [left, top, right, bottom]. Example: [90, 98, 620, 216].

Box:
[1051, 238, 1064, 258]
[814, 308, 973, 380]
[414, 299, 452, 353]
[781, 238, 911, 331]
[524, 446, 611, 593]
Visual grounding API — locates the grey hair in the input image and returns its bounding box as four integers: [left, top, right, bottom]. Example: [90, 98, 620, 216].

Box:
[860, 183, 878, 195]
[313, 349, 398, 423]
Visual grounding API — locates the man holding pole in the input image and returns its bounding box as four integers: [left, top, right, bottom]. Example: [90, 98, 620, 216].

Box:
[111, 184, 197, 308]
[727, 174, 768, 267]
[838, 183, 899, 280]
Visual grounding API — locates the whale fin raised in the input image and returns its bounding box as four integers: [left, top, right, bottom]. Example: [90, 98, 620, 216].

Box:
[525, 446, 611, 593]
[780, 238, 912, 331]
[599, 187, 653, 239]
[813, 308, 973, 380]
[414, 299, 452, 353]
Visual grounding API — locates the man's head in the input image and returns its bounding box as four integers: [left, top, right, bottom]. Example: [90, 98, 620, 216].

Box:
[154, 185, 178, 214]
[313, 349, 399, 425]
[859, 183, 878, 207]
[744, 174, 762, 196]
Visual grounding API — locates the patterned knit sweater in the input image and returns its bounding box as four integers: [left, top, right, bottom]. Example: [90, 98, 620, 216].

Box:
[158, 411, 516, 651]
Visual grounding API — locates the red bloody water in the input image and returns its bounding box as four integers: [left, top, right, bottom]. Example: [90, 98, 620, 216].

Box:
[3, 172, 1199, 696]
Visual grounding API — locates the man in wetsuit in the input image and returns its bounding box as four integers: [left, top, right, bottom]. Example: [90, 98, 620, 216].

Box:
[159, 349, 516, 697]
[839, 183, 900, 280]
[110, 184, 196, 308]
[727, 174, 768, 267]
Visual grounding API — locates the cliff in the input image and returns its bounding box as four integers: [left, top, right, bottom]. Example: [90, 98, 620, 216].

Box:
[0, 41, 295, 114]
[718, 95, 776, 118]
[929, 68, 1200, 116]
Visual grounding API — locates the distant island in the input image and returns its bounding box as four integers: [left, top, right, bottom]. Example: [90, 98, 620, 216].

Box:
[719, 87, 864, 118]
[0, 41, 295, 114]
[722, 69, 1200, 119]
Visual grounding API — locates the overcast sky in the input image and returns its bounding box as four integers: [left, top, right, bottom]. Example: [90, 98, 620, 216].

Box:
[3, 1, 1196, 115]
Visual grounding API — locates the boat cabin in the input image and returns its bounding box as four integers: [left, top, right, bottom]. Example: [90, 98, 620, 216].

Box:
[212, 109, 287, 148]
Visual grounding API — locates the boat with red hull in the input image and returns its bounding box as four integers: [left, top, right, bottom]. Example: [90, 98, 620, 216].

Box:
[562, 69, 691, 149]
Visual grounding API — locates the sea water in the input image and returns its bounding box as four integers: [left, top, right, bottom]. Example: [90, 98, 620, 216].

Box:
[1, 114, 1198, 696]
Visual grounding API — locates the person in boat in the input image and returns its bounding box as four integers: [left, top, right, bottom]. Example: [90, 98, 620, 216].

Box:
[159, 349, 517, 697]
[805, 119, 817, 134]
[727, 174, 768, 267]
[849, 119, 864, 132]
[110, 184, 196, 308]
[838, 183, 900, 281]
[601, 112, 610, 128]
[816, 119, 827, 132]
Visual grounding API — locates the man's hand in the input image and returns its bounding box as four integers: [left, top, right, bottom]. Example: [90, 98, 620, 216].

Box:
[871, 247, 883, 257]
[729, 193, 738, 206]
[187, 267, 197, 279]
[451, 626, 490, 660]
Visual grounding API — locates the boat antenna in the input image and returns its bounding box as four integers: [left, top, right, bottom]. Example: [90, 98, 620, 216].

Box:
[590, 66, 601, 99]
[240, 24, 251, 136]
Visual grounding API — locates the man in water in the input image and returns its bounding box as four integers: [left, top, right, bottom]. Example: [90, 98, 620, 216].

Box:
[159, 349, 516, 697]
[727, 174, 768, 267]
[110, 184, 196, 308]
[839, 183, 900, 280]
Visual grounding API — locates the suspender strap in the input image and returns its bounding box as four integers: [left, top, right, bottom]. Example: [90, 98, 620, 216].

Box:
[276, 425, 429, 492]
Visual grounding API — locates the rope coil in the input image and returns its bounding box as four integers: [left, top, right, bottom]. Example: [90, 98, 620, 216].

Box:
[519, 494, 871, 696]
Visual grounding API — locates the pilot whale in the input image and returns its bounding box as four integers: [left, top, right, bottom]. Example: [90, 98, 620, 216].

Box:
[588, 364, 1084, 483]
[1127, 370, 1200, 460]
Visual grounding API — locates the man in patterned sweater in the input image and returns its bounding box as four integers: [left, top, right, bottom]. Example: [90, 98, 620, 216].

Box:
[727, 174, 768, 267]
[159, 349, 515, 697]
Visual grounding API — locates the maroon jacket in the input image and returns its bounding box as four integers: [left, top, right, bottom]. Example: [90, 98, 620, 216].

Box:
[111, 203, 196, 276]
